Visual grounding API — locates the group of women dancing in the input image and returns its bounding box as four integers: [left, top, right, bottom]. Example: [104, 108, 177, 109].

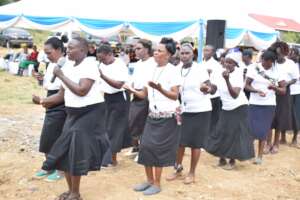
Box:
[31, 35, 300, 199]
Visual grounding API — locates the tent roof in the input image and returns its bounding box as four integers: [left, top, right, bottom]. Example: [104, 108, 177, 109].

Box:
[249, 13, 300, 32]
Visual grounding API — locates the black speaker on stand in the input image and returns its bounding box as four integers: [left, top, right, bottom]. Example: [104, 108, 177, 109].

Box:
[206, 20, 226, 49]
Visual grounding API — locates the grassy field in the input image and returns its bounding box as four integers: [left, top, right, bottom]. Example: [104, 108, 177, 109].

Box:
[0, 70, 45, 105]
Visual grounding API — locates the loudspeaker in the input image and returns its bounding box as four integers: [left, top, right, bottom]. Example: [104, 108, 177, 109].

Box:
[206, 20, 226, 49]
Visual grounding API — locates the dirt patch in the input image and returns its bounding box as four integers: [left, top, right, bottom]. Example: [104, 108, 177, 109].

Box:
[0, 104, 300, 200]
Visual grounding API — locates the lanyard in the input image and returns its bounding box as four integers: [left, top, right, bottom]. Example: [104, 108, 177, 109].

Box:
[151, 66, 166, 110]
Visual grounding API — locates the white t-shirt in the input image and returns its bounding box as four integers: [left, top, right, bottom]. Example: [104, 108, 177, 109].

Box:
[246, 63, 285, 105]
[180, 62, 212, 113]
[99, 58, 129, 94]
[43, 61, 70, 91]
[217, 67, 248, 110]
[289, 62, 300, 95]
[202, 57, 223, 98]
[147, 63, 181, 113]
[62, 58, 104, 108]
[276, 58, 299, 82]
[132, 57, 156, 90]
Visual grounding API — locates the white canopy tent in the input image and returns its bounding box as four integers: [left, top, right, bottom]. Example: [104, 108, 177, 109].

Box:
[0, 0, 288, 58]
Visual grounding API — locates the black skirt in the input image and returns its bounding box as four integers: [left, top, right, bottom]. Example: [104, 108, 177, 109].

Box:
[209, 97, 221, 134]
[206, 105, 255, 161]
[42, 103, 109, 176]
[104, 92, 131, 153]
[292, 94, 300, 132]
[272, 87, 293, 131]
[39, 90, 66, 154]
[180, 111, 211, 149]
[248, 105, 275, 140]
[138, 117, 180, 167]
[128, 97, 149, 139]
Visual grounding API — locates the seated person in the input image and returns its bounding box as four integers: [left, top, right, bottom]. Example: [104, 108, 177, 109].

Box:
[18, 45, 39, 75]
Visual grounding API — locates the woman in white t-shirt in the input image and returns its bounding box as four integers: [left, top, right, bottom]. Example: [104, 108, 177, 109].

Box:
[127, 39, 155, 156]
[268, 42, 298, 153]
[124, 38, 181, 196]
[288, 47, 300, 146]
[32, 36, 68, 181]
[245, 50, 286, 164]
[97, 44, 130, 166]
[206, 51, 254, 170]
[166, 43, 216, 184]
[40, 37, 109, 200]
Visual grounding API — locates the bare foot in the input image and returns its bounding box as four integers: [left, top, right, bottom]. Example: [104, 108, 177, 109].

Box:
[166, 172, 182, 181]
[183, 174, 195, 184]
[270, 145, 279, 154]
[263, 145, 272, 154]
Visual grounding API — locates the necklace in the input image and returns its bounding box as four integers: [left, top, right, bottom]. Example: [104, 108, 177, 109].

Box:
[181, 63, 193, 107]
[151, 65, 166, 110]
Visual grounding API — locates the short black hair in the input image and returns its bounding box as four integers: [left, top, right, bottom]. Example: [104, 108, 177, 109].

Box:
[72, 37, 89, 52]
[242, 49, 253, 58]
[97, 43, 113, 54]
[138, 39, 152, 55]
[270, 41, 289, 56]
[44, 35, 68, 52]
[262, 50, 276, 63]
[160, 37, 176, 56]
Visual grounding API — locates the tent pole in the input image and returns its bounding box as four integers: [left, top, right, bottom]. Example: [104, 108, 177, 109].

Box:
[197, 19, 204, 63]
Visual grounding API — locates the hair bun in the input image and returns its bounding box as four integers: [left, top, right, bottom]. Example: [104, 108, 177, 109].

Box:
[61, 35, 69, 44]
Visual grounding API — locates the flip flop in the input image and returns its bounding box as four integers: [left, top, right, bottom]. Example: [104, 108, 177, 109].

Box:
[143, 185, 161, 196]
[183, 175, 195, 184]
[55, 192, 70, 200]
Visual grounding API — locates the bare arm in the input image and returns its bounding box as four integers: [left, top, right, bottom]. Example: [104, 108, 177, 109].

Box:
[200, 80, 217, 95]
[222, 70, 240, 99]
[100, 69, 125, 89]
[268, 80, 286, 95]
[286, 78, 297, 86]
[54, 67, 94, 97]
[149, 81, 179, 101]
[245, 77, 266, 97]
[37, 87, 65, 109]
[123, 84, 148, 99]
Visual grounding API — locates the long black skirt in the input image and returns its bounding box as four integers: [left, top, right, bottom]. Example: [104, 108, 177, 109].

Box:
[39, 104, 66, 154]
[209, 97, 221, 134]
[291, 94, 300, 132]
[39, 90, 66, 154]
[180, 111, 211, 149]
[272, 87, 293, 131]
[42, 103, 109, 176]
[138, 117, 180, 167]
[105, 100, 131, 153]
[128, 98, 149, 139]
[206, 105, 255, 161]
[248, 105, 275, 140]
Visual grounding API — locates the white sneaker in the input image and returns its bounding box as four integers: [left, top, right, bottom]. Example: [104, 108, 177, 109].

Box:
[134, 154, 139, 162]
[125, 148, 138, 157]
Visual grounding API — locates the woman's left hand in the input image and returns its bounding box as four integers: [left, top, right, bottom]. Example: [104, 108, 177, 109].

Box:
[222, 70, 230, 80]
[148, 81, 162, 91]
[200, 83, 211, 94]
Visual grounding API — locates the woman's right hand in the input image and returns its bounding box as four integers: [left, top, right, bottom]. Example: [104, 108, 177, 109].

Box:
[257, 90, 266, 97]
[32, 71, 44, 81]
[32, 94, 41, 105]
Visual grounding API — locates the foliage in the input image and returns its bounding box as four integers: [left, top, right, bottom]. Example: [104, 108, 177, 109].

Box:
[280, 31, 300, 44]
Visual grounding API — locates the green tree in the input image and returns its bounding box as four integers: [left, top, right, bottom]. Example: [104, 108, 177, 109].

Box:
[280, 31, 300, 44]
[0, 0, 19, 6]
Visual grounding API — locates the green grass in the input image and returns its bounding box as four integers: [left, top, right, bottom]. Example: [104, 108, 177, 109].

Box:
[0, 70, 45, 105]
